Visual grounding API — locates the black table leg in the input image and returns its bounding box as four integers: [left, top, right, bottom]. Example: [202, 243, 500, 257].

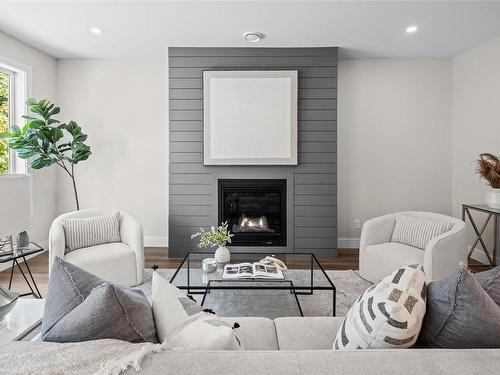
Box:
[201, 280, 211, 307]
[8, 259, 15, 289]
[290, 281, 304, 317]
[332, 288, 336, 317]
[21, 254, 42, 298]
[10, 257, 41, 299]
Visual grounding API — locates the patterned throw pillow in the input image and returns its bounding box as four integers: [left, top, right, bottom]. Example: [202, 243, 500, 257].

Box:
[63, 212, 121, 253]
[391, 214, 453, 250]
[42, 257, 158, 343]
[151, 272, 242, 350]
[333, 265, 427, 350]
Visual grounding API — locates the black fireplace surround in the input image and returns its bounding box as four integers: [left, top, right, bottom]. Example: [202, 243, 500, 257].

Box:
[218, 179, 286, 246]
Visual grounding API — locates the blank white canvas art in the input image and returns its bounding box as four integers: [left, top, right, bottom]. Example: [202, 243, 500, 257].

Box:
[203, 71, 298, 165]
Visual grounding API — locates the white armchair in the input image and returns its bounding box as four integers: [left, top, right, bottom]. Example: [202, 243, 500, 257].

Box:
[49, 209, 144, 286]
[359, 211, 466, 283]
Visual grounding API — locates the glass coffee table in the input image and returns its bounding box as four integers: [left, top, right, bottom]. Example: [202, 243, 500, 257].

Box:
[170, 252, 336, 317]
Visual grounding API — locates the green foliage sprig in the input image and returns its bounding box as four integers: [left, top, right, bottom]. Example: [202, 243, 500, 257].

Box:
[0, 72, 9, 174]
[0, 98, 91, 210]
[191, 221, 234, 248]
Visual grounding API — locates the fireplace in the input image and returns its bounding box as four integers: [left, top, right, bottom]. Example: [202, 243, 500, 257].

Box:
[218, 179, 286, 246]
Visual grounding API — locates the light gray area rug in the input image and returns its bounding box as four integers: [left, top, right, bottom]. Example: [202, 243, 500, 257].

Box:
[136, 269, 371, 318]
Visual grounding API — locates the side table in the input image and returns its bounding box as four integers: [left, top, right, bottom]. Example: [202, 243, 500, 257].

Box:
[462, 204, 500, 268]
[0, 242, 44, 298]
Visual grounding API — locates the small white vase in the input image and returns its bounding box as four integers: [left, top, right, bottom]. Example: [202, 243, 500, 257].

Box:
[214, 246, 230, 263]
[485, 188, 500, 209]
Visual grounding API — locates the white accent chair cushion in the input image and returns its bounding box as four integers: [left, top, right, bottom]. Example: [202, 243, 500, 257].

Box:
[334, 265, 427, 350]
[363, 243, 424, 284]
[49, 209, 144, 287]
[64, 243, 136, 286]
[359, 211, 466, 283]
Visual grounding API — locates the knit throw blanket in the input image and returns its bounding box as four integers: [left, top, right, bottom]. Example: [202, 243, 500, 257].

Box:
[0, 339, 171, 375]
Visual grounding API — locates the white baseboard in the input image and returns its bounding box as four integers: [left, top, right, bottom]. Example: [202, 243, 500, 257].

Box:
[338, 238, 360, 249]
[0, 240, 48, 273]
[145, 236, 168, 247]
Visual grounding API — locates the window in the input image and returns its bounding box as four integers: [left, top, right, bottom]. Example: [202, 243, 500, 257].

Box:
[0, 68, 11, 174]
[0, 57, 30, 176]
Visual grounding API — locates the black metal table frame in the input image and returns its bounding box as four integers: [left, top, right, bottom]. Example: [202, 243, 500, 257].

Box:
[462, 204, 498, 268]
[1, 243, 44, 299]
[170, 252, 336, 317]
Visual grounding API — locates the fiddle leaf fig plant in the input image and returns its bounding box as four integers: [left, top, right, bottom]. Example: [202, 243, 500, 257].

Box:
[0, 98, 91, 210]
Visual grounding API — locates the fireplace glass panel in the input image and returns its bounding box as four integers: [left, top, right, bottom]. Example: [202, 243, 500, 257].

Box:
[218, 179, 286, 246]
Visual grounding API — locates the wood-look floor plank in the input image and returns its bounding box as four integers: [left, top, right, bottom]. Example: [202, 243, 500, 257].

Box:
[0, 248, 359, 298]
[1, 248, 486, 298]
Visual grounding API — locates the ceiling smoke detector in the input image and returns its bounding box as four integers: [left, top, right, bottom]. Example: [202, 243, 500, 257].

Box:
[243, 32, 264, 43]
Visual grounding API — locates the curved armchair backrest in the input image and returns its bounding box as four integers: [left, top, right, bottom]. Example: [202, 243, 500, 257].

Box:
[399, 211, 464, 229]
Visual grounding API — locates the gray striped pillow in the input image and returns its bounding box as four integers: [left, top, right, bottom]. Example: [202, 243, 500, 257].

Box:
[391, 214, 452, 250]
[63, 212, 121, 253]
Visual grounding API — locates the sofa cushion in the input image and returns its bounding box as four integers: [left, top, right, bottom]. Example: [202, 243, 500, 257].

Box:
[363, 242, 424, 282]
[63, 211, 121, 252]
[274, 317, 343, 350]
[334, 264, 427, 350]
[64, 243, 137, 286]
[42, 257, 157, 343]
[417, 265, 500, 348]
[391, 214, 452, 250]
[122, 348, 500, 375]
[221, 317, 278, 350]
[474, 266, 500, 305]
[152, 271, 242, 350]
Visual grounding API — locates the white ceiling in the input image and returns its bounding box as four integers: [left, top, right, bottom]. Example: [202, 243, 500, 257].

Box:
[1, 1, 500, 59]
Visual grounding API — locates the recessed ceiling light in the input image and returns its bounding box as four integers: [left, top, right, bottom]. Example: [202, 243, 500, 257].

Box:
[90, 27, 102, 35]
[243, 32, 264, 43]
[406, 25, 418, 34]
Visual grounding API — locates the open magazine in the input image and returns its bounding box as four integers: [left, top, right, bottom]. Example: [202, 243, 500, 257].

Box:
[222, 262, 284, 279]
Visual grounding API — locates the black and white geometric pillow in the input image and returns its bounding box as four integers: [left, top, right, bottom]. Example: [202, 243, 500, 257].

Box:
[334, 264, 427, 350]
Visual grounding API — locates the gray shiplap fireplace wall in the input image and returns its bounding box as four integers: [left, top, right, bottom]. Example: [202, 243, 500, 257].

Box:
[169, 47, 337, 258]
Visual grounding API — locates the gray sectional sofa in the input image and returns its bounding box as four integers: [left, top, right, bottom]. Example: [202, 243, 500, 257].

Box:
[124, 316, 500, 374]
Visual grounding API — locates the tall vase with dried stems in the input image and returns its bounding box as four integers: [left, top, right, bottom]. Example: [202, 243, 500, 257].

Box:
[475, 153, 500, 209]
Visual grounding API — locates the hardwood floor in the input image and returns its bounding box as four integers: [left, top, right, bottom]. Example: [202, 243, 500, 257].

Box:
[0, 248, 359, 298]
[1, 247, 486, 299]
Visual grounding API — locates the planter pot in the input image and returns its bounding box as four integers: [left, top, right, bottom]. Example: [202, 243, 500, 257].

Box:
[485, 188, 500, 209]
[214, 246, 230, 263]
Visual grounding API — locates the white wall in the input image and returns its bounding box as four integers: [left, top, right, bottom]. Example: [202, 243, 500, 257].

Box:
[338, 58, 452, 240]
[55, 59, 168, 246]
[451, 35, 500, 263]
[0, 31, 57, 243]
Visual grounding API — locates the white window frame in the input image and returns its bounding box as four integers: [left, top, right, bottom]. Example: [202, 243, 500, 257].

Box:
[0, 55, 32, 176]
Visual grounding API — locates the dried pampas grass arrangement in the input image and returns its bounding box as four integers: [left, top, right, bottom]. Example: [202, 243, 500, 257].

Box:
[475, 153, 500, 189]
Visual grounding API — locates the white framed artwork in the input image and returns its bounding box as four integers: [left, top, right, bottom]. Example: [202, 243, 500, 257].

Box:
[203, 70, 298, 165]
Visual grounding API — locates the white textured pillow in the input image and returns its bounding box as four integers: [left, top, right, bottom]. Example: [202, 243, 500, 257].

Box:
[151, 272, 242, 350]
[333, 264, 427, 350]
[391, 214, 452, 250]
[63, 212, 121, 253]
